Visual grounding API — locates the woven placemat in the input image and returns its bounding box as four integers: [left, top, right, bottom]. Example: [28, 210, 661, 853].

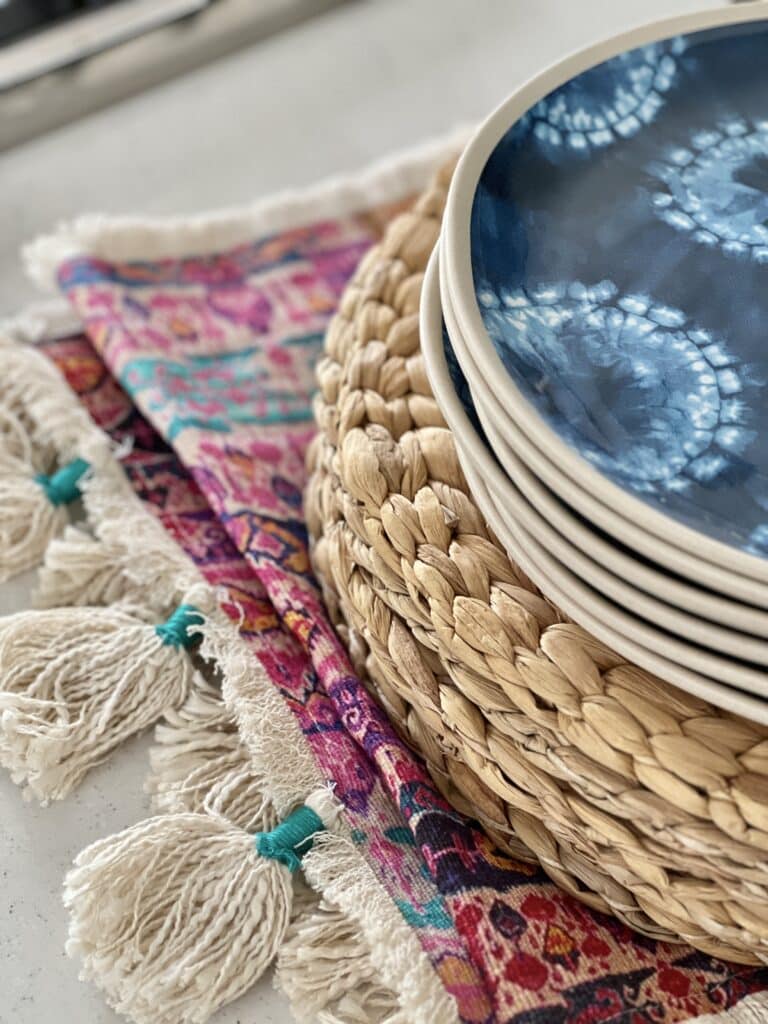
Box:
[306, 165, 768, 965]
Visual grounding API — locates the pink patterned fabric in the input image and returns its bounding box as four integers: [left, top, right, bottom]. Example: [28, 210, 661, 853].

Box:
[47, 205, 768, 1024]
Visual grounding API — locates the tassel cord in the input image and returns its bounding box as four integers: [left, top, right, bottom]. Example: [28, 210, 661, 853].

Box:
[257, 805, 326, 872]
[155, 604, 204, 650]
[35, 457, 90, 506]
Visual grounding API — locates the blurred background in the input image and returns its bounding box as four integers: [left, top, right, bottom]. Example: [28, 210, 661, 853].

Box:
[0, 0, 731, 314]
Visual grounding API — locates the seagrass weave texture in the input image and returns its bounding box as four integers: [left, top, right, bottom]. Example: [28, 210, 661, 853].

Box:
[305, 166, 768, 965]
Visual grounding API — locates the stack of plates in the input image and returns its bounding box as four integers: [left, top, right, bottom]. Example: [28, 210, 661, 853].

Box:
[422, 2, 768, 722]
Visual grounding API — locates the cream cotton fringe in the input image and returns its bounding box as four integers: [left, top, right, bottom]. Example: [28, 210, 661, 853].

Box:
[0, 317, 460, 1024]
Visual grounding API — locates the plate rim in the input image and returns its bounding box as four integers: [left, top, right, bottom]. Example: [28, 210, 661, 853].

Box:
[425, 251, 768, 684]
[479, 432, 768, 663]
[461, 448, 768, 725]
[439, 234, 768, 607]
[421, 244, 768, 721]
[471, 382, 768, 638]
[442, 269, 768, 623]
[442, 0, 768, 583]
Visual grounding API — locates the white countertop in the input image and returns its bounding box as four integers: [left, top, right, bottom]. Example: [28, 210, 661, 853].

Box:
[0, 1, 724, 1020]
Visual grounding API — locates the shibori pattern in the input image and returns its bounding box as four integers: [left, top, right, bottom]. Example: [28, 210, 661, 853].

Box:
[648, 117, 768, 263]
[522, 38, 684, 153]
[3, 158, 757, 1024]
[475, 280, 757, 496]
[470, 19, 768, 560]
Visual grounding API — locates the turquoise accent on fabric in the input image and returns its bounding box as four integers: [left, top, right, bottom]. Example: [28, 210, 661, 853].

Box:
[284, 331, 323, 348]
[154, 604, 204, 648]
[162, 410, 314, 442]
[255, 804, 325, 872]
[384, 826, 416, 846]
[396, 896, 453, 931]
[35, 457, 90, 506]
[120, 353, 315, 440]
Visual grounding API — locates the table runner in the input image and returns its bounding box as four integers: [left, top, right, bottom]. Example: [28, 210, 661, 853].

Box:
[2, 140, 768, 1024]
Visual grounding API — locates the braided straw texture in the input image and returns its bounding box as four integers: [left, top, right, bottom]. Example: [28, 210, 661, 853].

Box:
[306, 166, 768, 965]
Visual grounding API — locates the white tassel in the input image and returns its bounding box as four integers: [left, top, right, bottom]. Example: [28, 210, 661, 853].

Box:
[0, 401, 38, 463]
[147, 684, 275, 832]
[277, 897, 406, 1024]
[64, 789, 340, 1024]
[33, 525, 134, 608]
[0, 453, 88, 583]
[0, 602, 203, 802]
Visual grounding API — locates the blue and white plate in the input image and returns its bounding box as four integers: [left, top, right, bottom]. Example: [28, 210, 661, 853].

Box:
[443, 3, 768, 583]
[423, 244, 768, 716]
[440, 258, 768, 615]
[422, 246, 768, 718]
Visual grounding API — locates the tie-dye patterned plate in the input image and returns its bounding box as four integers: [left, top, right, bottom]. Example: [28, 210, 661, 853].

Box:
[423, 247, 768, 716]
[443, 276, 768, 640]
[440, 238, 768, 611]
[443, 2, 768, 585]
[450, 300, 768, 625]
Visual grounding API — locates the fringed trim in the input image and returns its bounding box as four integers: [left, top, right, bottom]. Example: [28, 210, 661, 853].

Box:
[0, 328, 459, 1022]
[0, 297, 82, 344]
[23, 128, 469, 290]
[0, 331, 205, 603]
[145, 665, 417, 1023]
[33, 525, 140, 608]
[303, 834, 459, 1024]
[199, 611, 461, 1024]
[277, 897, 407, 1024]
[0, 334, 213, 800]
[147, 683, 276, 834]
[199, 614, 322, 818]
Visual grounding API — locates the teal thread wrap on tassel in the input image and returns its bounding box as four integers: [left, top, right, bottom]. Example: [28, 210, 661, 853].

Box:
[155, 604, 204, 649]
[35, 457, 90, 506]
[256, 805, 325, 872]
